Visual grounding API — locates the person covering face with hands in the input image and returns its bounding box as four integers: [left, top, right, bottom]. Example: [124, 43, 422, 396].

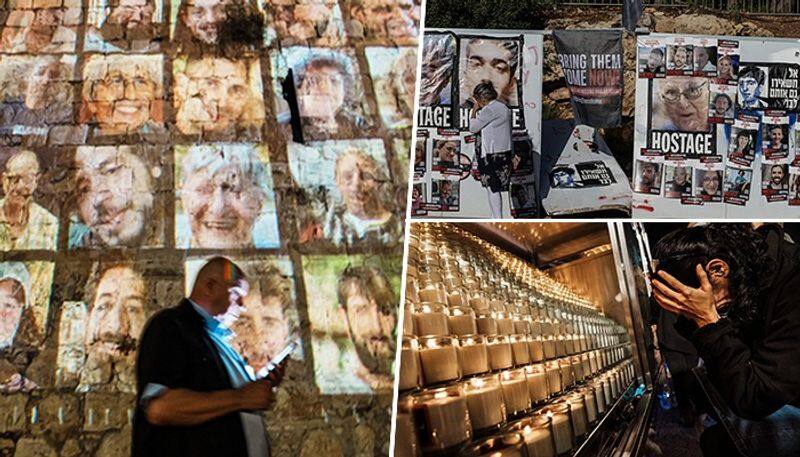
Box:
[133, 257, 288, 457]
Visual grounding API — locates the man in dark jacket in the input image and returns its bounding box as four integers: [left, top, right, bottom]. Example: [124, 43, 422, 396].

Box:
[133, 256, 286, 457]
[651, 224, 800, 457]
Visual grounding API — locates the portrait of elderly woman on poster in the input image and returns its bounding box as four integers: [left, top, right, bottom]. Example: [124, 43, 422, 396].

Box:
[175, 143, 280, 249]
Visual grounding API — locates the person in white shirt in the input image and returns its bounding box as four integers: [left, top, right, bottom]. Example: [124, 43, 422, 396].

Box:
[468, 82, 512, 218]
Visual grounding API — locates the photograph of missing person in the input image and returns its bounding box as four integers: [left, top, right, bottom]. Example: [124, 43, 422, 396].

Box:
[431, 138, 460, 173]
[174, 143, 280, 249]
[69, 145, 165, 249]
[0, 260, 54, 392]
[737, 65, 769, 110]
[715, 41, 739, 82]
[762, 163, 789, 200]
[264, 0, 346, 46]
[550, 165, 579, 188]
[459, 36, 521, 109]
[0, 148, 59, 251]
[693, 45, 717, 74]
[664, 165, 693, 198]
[694, 168, 722, 202]
[413, 137, 426, 178]
[634, 160, 662, 194]
[667, 44, 693, 72]
[638, 45, 666, 78]
[301, 254, 400, 394]
[419, 32, 455, 107]
[173, 56, 266, 138]
[0, 55, 76, 138]
[184, 256, 299, 377]
[364, 47, 416, 130]
[85, 0, 164, 52]
[271, 47, 372, 140]
[762, 122, 790, 160]
[0, 2, 80, 53]
[432, 178, 459, 210]
[170, 0, 264, 54]
[728, 125, 757, 165]
[723, 166, 752, 204]
[347, 0, 419, 44]
[79, 54, 165, 137]
[411, 182, 426, 215]
[509, 182, 536, 216]
[708, 87, 735, 122]
[790, 171, 800, 204]
[287, 140, 402, 247]
[54, 261, 181, 393]
[651, 76, 710, 132]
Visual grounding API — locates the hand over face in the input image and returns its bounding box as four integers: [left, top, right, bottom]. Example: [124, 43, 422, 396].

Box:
[652, 265, 721, 328]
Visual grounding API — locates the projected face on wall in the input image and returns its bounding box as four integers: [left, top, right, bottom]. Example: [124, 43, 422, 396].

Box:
[288, 140, 400, 247]
[175, 144, 279, 249]
[80, 54, 164, 136]
[0, 149, 59, 251]
[0, 3, 80, 53]
[0, 277, 25, 350]
[71, 146, 157, 248]
[173, 57, 266, 135]
[302, 255, 400, 394]
[0, 55, 76, 137]
[460, 37, 520, 107]
[177, 0, 236, 44]
[86, 0, 162, 52]
[186, 257, 297, 374]
[364, 47, 416, 129]
[348, 0, 418, 42]
[273, 47, 369, 140]
[84, 266, 146, 360]
[0, 260, 54, 356]
[267, 0, 345, 46]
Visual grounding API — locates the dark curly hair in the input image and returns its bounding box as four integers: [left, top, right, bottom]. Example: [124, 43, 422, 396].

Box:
[652, 224, 773, 329]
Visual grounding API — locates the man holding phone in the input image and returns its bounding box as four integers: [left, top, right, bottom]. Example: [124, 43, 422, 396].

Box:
[133, 257, 288, 457]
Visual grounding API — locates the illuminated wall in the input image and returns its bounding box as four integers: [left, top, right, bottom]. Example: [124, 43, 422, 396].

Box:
[0, 0, 416, 453]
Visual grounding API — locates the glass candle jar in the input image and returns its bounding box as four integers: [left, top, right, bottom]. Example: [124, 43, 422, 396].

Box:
[579, 387, 598, 425]
[513, 314, 530, 334]
[500, 368, 531, 418]
[524, 363, 549, 404]
[544, 361, 562, 395]
[528, 336, 545, 363]
[403, 302, 414, 335]
[580, 353, 591, 380]
[495, 312, 515, 335]
[464, 374, 507, 434]
[588, 350, 599, 374]
[418, 336, 461, 386]
[475, 311, 498, 335]
[398, 336, 421, 391]
[413, 303, 449, 336]
[602, 375, 613, 406]
[412, 385, 471, 454]
[458, 335, 490, 377]
[510, 334, 531, 366]
[564, 394, 588, 439]
[461, 433, 526, 457]
[543, 336, 556, 360]
[558, 358, 574, 389]
[487, 335, 513, 371]
[418, 282, 446, 304]
[555, 335, 566, 358]
[508, 415, 557, 457]
[535, 403, 574, 456]
[570, 356, 585, 383]
[448, 306, 477, 336]
[592, 380, 606, 415]
[395, 395, 421, 457]
[447, 288, 468, 307]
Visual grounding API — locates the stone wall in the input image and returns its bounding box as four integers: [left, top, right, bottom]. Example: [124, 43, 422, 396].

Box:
[0, 0, 418, 454]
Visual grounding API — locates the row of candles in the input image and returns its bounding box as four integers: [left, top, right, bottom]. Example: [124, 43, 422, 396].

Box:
[395, 358, 636, 456]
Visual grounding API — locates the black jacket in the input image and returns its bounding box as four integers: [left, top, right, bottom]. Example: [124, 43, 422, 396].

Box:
[690, 226, 800, 420]
[132, 299, 249, 457]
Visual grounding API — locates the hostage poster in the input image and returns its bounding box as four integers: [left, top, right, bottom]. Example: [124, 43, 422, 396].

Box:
[633, 33, 800, 218]
[553, 29, 624, 128]
[412, 29, 543, 219]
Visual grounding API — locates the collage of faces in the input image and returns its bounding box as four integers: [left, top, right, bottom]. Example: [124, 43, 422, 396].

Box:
[0, 0, 418, 441]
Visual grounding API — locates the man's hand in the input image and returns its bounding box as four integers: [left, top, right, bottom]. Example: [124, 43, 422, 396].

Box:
[238, 380, 276, 410]
[652, 265, 720, 328]
[263, 359, 288, 388]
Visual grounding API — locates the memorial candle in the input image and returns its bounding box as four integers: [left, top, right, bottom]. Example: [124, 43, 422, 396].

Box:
[458, 335, 490, 376]
[579, 388, 598, 424]
[528, 337, 545, 363]
[593, 380, 606, 414]
[565, 394, 588, 439]
[448, 306, 477, 336]
[487, 335, 513, 371]
[398, 337, 421, 391]
[535, 404, 574, 456]
[558, 358, 574, 388]
[508, 416, 557, 457]
[510, 334, 531, 366]
[413, 386, 472, 453]
[418, 283, 446, 304]
[461, 433, 526, 457]
[496, 312, 514, 335]
[418, 336, 460, 386]
[394, 396, 421, 457]
[475, 312, 498, 335]
[500, 368, 531, 417]
[464, 374, 506, 432]
[544, 361, 562, 395]
[403, 302, 414, 335]
[413, 303, 449, 336]
[543, 337, 556, 360]
[524, 364, 549, 403]
[570, 356, 584, 382]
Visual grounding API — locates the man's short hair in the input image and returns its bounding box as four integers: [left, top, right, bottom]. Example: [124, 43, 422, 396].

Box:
[649, 48, 663, 58]
[739, 65, 766, 85]
[336, 265, 396, 315]
[473, 81, 498, 102]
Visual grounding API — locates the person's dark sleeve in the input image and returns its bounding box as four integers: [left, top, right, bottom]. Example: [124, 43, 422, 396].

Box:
[468, 105, 495, 133]
[691, 293, 800, 420]
[136, 315, 189, 400]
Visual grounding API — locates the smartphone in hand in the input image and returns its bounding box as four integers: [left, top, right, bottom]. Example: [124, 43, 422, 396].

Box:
[257, 339, 299, 382]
